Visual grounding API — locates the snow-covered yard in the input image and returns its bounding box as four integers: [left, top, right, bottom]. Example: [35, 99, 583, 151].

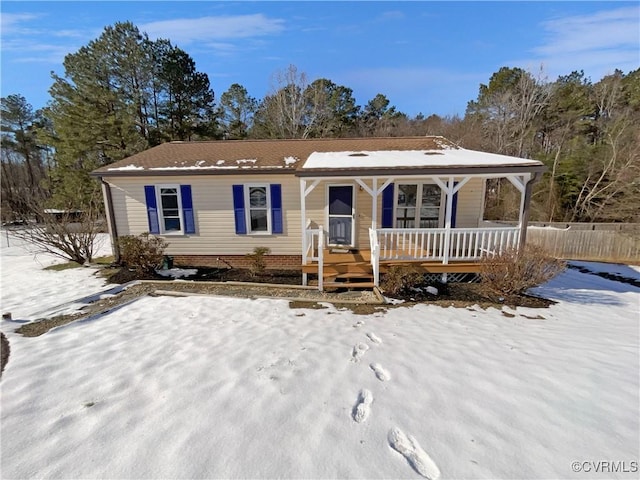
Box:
[1, 234, 639, 479]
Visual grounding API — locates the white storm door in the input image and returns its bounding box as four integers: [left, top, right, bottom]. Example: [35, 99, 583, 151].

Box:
[327, 185, 355, 246]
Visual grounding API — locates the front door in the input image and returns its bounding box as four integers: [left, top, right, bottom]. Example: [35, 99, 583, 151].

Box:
[328, 185, 354, 246]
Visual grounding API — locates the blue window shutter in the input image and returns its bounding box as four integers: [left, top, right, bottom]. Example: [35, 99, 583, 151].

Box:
[381, 183, 394, 228]
[270, 184, 283, 234]
[180, 185, 195, 234]
[144, 185, 160, 234]
[232, 185, 247, 234]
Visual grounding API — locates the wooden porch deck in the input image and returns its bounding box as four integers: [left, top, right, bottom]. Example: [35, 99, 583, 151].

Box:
[302, 249, 482, 289]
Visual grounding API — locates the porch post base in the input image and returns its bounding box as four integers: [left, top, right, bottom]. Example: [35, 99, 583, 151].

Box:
[302, 272, 308, 286]
[441, 272, 448, 283]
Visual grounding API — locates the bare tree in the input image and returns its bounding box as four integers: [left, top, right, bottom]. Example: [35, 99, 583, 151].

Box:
[572, 118, 640, 221]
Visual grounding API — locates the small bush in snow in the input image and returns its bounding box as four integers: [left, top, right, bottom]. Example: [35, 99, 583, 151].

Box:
[380, 265, 424, 296]
[118, 233, 168, 274]
[479, 245, 565, 296]
[246, 246, 271, 276]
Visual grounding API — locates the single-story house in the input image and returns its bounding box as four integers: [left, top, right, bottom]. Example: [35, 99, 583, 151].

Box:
[91, 136, 546, 290]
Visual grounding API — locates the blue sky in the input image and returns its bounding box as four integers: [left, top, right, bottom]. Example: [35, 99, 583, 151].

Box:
[1, 1, 639, 117]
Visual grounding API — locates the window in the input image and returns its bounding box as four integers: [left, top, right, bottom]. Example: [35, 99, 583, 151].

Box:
[395, 183, 443, 228]
[144, 184, 195, 235]
[247, 185, 269, 233]
[159, 187, 182, 232]
[232, 184, 283, 235]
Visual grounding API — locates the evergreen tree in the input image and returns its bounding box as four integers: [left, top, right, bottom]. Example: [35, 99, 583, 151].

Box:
[303, 79, 359, 138]
[219, 83, 257, 139]
[358, 94, 404, 136]
[0, 95, 48, 219]
[158, 46, 218, 141]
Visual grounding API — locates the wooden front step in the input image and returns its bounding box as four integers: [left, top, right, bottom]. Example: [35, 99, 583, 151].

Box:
[323, 281, 376, 289]
[323, 250, 371, 263]
[302, 262, 371, 274]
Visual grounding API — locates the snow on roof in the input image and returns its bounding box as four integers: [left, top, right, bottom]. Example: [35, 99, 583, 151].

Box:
[107, 164, 145, 171]
[301, 148, 541, 170]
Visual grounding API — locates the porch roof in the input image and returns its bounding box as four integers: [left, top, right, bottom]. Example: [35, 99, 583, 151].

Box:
[297, 147, 545, 177]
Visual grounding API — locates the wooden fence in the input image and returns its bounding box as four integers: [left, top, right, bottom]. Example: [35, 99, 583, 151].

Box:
[525, 223, 640, 264]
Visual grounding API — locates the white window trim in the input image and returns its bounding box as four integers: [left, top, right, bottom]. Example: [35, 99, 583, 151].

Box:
[156, 184, 184, 235]
[244, 184, 272, 235]
[394, 182, 445, 228]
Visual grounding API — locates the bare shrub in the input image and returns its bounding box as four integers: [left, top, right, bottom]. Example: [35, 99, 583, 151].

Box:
[9, 199, 104, 265]
[380, 265, 424, 296]
[246, 246, 271, 276]
[479, 245, 565, 296]
[118, 233, 167, 274]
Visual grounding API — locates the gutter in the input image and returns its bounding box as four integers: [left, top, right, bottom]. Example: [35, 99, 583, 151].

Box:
[90, 168, 297, 178]
[99, 177, 121, 263]
[294, 164, 548, 178]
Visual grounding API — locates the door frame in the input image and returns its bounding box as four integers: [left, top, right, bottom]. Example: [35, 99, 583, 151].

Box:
[326, 183, 356, 247]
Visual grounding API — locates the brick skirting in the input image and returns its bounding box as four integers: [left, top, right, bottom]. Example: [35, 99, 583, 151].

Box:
[172, 254, 302, 270]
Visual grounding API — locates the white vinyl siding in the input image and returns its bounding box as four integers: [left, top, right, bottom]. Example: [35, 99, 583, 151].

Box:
[108, 174, 301, 255]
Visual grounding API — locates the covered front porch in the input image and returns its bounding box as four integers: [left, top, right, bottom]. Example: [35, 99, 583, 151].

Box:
[299, 171, 542, 291]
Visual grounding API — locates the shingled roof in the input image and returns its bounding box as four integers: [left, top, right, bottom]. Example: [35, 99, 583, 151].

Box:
[92, 137, 458, 175]
[92, 136, 545, 177]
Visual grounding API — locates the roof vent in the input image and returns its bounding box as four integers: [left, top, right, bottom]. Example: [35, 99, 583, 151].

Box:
[349, 152, 369, 157]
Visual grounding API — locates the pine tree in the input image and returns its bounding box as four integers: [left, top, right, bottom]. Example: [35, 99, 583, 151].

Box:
[219, 84, 258, 139]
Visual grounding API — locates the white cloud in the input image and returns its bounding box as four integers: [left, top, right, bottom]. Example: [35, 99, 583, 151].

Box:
[139, 14, 285, 45]
[514, 6, 640, 79]
[1, 39, 78, 64]
[1, 12, 97, 63]
[534, 6, 639, 56]
[0, 13, 39, 33]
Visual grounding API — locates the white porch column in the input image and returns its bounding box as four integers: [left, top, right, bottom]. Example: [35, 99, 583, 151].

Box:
[300, 178, 308, 285]
[442, 176, 454, 266]
[371, 178, 378, 230]
[300, 178, 321, 287]
[516, 172, 541, 251]
[507, 174, 529, 251]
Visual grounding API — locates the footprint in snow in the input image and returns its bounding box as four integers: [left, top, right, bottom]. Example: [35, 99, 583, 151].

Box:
[353, 320, 365, 328]
[351, 343, 369, 362]
[388, 427, 440, 480]
[352, 389, 373, 423]
[366, 332, 382, 344]
[370, 363, 390, 381]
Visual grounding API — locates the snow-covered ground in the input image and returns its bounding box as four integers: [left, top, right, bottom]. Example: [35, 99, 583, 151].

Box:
[0, 232, 114, 319]
[1, 236, 639, 479]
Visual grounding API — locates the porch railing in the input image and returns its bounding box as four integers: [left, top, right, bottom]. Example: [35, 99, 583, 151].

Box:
[375, 227, 520, 261]
[303, 225, 324, 291]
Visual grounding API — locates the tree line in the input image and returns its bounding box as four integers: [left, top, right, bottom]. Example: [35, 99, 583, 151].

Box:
[2, 21, 639, 227]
